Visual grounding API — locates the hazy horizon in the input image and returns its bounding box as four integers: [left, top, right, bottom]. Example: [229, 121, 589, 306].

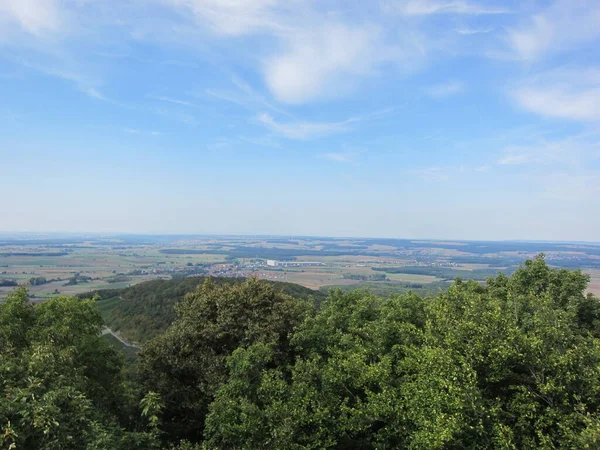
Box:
[1, 230, 600, 245]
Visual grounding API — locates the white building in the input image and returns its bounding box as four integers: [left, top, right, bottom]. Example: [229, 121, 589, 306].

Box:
[266, 260, 325, 268]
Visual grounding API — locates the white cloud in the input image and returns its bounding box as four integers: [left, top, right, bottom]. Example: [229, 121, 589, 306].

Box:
[506, 0, 600, 60]
[512, 68, 600, 122]
[0, 0, 63, 36]
[263, 23, 398, 104]
[383, 0, 509, 16]
[257, 113, 349, 139]
[424, 80, 464, 98]
[164, 1, 426, 104]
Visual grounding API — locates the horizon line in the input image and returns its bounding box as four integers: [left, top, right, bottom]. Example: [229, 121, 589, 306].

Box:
[0, 231, 599, 246]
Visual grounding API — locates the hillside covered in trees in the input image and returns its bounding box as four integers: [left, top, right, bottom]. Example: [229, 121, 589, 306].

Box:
[78, 277, 327, 343]
[3, 256, 600, 449]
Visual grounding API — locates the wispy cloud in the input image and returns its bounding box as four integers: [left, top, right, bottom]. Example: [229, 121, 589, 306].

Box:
[454, 27, 493, 35]
[322, 153, 353, 163]
[257, 113, 350, 140]
[383, 0, 510, 16]
[12, 57, 126, 106]
[124, 128, 161, 136]
[511, 68, 600, 122]
[320, 152, 360, 163]
[230, 75, 292, 117]
[16, 58, 96, 89]
[163, 0, 288, 37]
[424, 80, 464, 98]
[81, 87, 131, 108]
[506, 0, 600, 60]
[149, 95, 199, 108]
[205, 76, 291, 117]
[0, 0, 64, 36]
[85, 88, 109, 101]
[497, 133, 600, 167]
[257, 108, 394, 139]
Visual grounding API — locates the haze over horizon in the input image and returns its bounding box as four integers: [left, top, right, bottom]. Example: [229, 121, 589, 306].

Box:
[2, 0, 599, 241]
[2, 231, 600, 246]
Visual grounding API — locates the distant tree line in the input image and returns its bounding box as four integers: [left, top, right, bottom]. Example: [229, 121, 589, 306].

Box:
[343, 273, 387, 281]
[0, 251, 69, 257]
[106, 274, 132, 284]
[64, 272, 93, 286]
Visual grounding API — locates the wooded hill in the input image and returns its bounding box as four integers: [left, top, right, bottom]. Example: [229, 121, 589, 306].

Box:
[78, 277, 327, 343]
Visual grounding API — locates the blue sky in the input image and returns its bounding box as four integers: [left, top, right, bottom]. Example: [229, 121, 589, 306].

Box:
[1, 0, 599, 240]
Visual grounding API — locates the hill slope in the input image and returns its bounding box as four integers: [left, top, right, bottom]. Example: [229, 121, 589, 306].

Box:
[79, 277, 326, 343]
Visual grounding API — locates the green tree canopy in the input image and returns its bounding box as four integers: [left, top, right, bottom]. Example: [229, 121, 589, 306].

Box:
[139, 277, 311, 443]
[0, 288, 157, 450]
[203, 256, 600, 449]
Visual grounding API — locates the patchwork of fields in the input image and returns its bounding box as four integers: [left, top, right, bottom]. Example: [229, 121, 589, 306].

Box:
[1, 234, 600, 299]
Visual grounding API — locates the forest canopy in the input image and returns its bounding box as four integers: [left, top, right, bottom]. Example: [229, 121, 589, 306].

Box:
[2, 255, 600, 449]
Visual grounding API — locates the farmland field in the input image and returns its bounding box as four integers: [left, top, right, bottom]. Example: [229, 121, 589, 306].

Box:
[1, 233, 600, 300]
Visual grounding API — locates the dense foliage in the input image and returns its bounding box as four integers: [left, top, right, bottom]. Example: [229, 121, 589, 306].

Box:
[81, 277, 326, 343]
[140, 278, 310, 443]
[0, 289, 157, 449]
[2, 256, 600, 449]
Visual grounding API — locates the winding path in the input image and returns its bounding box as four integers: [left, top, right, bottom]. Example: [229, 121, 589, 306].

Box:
[101, 326, 141, 349]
